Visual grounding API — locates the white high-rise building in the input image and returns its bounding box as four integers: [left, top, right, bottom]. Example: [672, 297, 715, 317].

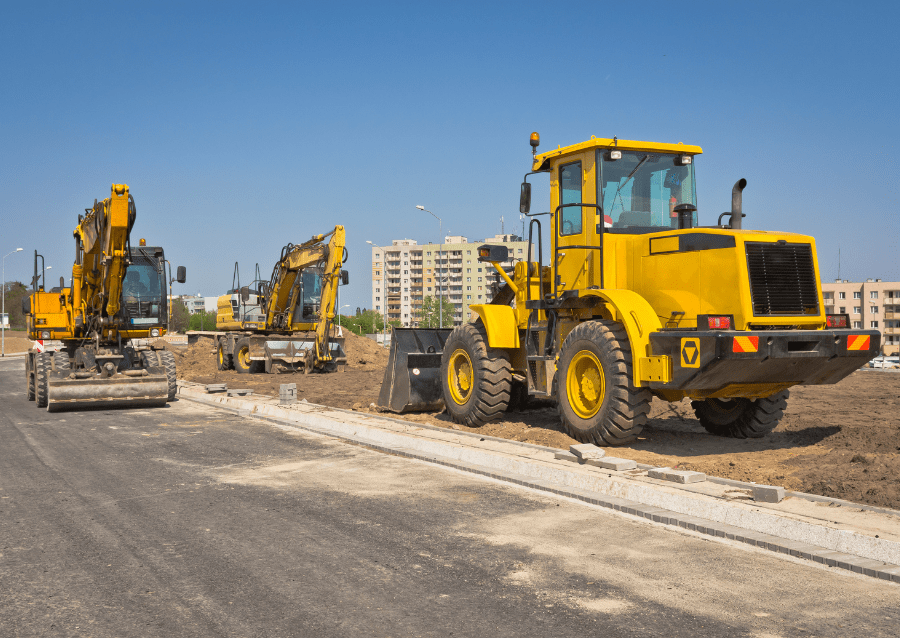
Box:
[370, 234, 531, 326]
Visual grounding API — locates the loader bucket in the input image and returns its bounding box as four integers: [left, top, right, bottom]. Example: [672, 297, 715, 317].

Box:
[378, 327, 452, 413]
[46, 367, 169, 412]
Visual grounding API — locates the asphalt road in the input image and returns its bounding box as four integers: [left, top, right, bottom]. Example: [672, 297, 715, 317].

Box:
[1, 357, 898, 637]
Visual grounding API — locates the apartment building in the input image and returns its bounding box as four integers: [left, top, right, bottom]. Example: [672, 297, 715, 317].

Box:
[822, 279, 900, 355]
[370, 234, 531, 326]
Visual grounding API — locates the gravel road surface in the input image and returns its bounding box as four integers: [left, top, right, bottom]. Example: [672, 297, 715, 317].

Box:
[1, 358, 898, 637]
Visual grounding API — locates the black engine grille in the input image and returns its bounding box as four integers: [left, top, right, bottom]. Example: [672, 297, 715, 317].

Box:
[746, 242, 819, 316]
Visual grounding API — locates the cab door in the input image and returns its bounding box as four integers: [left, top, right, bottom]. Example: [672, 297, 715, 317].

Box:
[553, 151, 597, 293]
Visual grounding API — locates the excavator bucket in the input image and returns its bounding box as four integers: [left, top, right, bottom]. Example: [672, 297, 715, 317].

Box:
[378, 327, 452, 413]
[46, 366, 169, 412]
[250, 333, 347, 372]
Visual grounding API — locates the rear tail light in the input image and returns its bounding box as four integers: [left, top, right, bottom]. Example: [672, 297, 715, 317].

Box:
[826, 314, 849, 328]
[705, 315, 733, 330]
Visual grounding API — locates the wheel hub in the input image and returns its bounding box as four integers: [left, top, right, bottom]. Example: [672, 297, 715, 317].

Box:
[567, 350, 605, 419]
[448, 348, 474, 405]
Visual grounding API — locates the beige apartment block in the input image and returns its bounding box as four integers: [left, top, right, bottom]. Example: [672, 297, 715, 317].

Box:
[822, 279, 900, 355]
[370, 234, 530, 327]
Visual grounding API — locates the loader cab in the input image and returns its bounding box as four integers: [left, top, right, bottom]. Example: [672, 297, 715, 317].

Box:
[524, 137, 702, 296]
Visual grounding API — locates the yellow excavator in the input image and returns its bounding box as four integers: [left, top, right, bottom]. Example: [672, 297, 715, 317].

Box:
[24, 184, 186, 411]
[380, 134, 879, 445]
[215, 226, 348, 373]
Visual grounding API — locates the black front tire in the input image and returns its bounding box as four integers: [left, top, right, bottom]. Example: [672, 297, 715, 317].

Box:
[160, 350, 177, 400]
[234, 338, 253, 374]
[26, 354, 35, 401]
[691, 391, 789, 439]
[441, 323, 512, 427]
[557, 320, 652, 446]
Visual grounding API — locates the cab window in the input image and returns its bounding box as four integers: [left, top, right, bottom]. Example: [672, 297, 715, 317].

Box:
[598, 150, 696, 232]
[559, 162, 583, 236]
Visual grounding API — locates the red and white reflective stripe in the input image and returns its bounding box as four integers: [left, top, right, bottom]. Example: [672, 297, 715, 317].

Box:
[34, 339, 44, 352]
[732, 336, 759, 353]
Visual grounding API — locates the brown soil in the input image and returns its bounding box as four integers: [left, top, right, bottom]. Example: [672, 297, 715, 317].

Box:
[1, 331, 35, 354]
[174, 333, 900, 510]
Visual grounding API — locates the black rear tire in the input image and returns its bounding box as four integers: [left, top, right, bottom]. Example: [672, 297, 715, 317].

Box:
[691, 390, 789, 438]
[35, 353, 50, 409]
[557, 320, 652, 446]
[53, 351, 71, 370]
[217, 342, 233, 371]
[441, 322, 512, 427]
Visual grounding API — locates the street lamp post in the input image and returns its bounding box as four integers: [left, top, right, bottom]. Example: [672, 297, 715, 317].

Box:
[416, 206, 444, 329]
[337, 304, 350, 327]
[2, 247, 24, 357]
[366, 241, 388, 346]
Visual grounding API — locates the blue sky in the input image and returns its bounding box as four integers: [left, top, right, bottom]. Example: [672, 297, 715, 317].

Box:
[2, 1, 897, 312]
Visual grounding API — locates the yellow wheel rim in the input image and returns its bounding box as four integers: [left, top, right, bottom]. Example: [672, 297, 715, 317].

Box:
[447, 348, 474, 405]
[238, 347, 250, 368]
[566, 350, 605, 419]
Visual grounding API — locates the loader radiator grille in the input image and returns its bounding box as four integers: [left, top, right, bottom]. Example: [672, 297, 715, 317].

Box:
[745, 242, 819, 316]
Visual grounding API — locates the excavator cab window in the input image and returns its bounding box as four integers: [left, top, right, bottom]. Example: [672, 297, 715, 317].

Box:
[598, 150, 696, 232]
[299, 269, 323, 322]
[123, 254, 165, 325]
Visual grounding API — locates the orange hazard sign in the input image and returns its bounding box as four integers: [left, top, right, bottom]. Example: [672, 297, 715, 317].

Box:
[732, 336, 759, 353]
[847, 335, 870, 351]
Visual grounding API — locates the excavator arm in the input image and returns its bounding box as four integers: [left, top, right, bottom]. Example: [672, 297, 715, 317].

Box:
[71, 183, 136, 333]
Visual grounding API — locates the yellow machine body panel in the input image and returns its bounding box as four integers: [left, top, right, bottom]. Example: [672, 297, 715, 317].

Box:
[471, 135, 869, 397]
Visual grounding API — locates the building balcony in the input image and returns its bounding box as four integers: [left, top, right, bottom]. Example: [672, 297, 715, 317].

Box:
[885, 327, 900, 335]
[885, 312, 899, 320]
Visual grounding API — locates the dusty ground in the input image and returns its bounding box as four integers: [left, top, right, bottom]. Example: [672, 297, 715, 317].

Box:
[0, 330, 34, 354]
[174, 332, 900, 510]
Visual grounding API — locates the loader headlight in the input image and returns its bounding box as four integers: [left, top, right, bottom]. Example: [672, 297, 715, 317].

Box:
[41, 330, 51, 339]
[150, 328, 160, 337]
[605, 149, 622, 161]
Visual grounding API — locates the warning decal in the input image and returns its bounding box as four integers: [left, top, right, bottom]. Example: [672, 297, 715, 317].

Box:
[680, 338, 700, 368]
[732, 336, 760, 353]
[847, 335, 871, 351]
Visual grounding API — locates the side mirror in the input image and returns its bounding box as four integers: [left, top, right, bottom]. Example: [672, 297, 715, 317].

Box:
[519, 182, 531, 214]
[341, 270, 349, 286]
[240, 286, 250, 302]
[21, 294, 31, 315]
[176, 266, 186, 283]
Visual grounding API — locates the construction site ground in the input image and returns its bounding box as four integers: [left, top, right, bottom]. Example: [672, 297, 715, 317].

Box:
[174, 331, 900, 510]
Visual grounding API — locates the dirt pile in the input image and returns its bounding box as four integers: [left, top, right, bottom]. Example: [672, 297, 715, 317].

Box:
[173, 334, 900, 509]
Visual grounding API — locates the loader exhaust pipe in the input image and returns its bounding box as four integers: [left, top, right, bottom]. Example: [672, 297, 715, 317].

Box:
[730, 178, 747, 229]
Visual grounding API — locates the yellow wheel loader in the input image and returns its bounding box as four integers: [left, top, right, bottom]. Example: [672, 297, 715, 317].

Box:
[380, 134, 879, 444]
[24, 184, 186, 411]
[215, 226, 349, 374]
